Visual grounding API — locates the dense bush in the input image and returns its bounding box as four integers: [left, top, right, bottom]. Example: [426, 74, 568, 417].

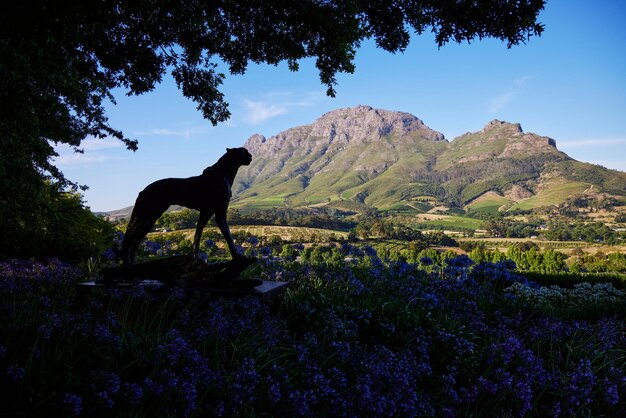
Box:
[0, 182, 114, 260]
[542, 220, 618, 243]
[0, 248, 625, 417]
[520, 271, 626, 289]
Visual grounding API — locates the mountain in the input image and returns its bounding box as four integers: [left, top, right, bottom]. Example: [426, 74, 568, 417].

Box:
[232, 105, 626, 214]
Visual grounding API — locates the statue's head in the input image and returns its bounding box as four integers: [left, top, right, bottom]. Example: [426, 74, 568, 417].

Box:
[225, 147, 252, 166]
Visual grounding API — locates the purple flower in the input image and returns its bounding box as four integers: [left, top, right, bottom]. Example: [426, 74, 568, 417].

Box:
[603, 380, 619, 406]
[102, 247, 116, 260]
[496, 259, 517, 270]
[446, 254, 473, 269]
[93, 323, 121, 348]
[143, 377, 164, 396]
[231, 357, 260, 407]
[197, 251, 209, 262]
[419, 256, 434, 266]
[37, 323, 53, 339]
[6, 364, 25, 381]
[90, 370, 121, 395]
[563, 359, 597, 413]
[113, 231, 124, 246]
[143, 239, 161, 254]
[63, 393, 82, 416]
[349, 278, 365, 295]
[246, 236, 260, 246]
[122, 382, 144, 405]
[362, 245, 377, 257]
[95, 391, 114, 408]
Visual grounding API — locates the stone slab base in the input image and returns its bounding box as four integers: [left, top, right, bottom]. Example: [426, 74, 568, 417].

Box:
[78, 280, 289, 306]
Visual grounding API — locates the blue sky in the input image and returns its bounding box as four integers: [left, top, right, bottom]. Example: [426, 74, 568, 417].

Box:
[54, 0, 626, 212]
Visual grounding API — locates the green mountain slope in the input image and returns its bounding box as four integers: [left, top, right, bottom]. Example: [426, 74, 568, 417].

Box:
[232, 106, 626, 214]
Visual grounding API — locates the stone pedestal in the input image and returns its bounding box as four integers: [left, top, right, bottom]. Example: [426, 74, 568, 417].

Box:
[99, 255, 258, 285]
[77, 280, 289, 307]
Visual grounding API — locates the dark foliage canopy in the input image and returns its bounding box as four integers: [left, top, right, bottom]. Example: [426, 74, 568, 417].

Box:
[0, 0, 545, 258]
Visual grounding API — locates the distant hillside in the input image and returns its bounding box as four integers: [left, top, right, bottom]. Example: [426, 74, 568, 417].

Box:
[231, 105, 626, 214]
[96, 206, 134, 222]
[97, 205, 186, 222]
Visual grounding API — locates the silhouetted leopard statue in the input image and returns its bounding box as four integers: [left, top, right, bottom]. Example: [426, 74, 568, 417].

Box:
[118, 147, 252, 265]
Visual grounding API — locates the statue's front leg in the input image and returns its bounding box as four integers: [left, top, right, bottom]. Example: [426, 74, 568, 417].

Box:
[192, 210, 211, 257]
[215, 213, 242, 259]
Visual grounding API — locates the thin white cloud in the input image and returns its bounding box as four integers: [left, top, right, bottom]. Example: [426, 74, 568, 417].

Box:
[514, 75, 532, 86]
[488, 91, 515, 113]
[52, 137, 123, 168]
[53, 152, 108, 167]
[80, 137, 124, 151]
[243, 99, 288, 124]
[133, 125, 209, 139]
[241, 90, 327, 124]
[488, 75, 532, 113]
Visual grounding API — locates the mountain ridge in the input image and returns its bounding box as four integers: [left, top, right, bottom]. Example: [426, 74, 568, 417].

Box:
[100, 105, 626, 220]
[231, 105, 626, 213]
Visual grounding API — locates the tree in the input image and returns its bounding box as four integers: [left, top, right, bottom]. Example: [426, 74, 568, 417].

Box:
[1, 1, 545, 257]
[2, 182, 114, 260]
[541, 249, 567, 274]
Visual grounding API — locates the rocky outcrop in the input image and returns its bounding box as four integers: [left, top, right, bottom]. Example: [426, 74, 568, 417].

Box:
[309, 105, 446, 143]
[238, 106, 447, 188]
[476, 119, 559, 158]
[243, 105, 445, 157]
[499, 133, 559, 158]
[505, 184, 533, 202]
[482, 119, 523, 134]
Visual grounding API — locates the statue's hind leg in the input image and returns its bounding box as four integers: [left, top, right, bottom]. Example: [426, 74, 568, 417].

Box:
[122, 212, 162, 265]
[121, 216, 141, 265]
[130, 217, 161, 264]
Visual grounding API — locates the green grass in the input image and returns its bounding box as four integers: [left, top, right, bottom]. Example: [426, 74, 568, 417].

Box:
[304, 194, 331, 204]
[456, 237, 607, 250]
[168, 225, 350, 241]
[466, 192, 511, 214]
[520, 271, 626, 289]
[511, 181, 589, 210]
[435, 132, 505, 170]
[380, 201, 429, 214]
[235, 195, 286, 211]
[414, 215, 484, 230]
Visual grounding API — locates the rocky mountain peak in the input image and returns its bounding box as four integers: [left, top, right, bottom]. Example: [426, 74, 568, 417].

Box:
[310, 105, 446, 143]
[482, 119, 523, 134]
[245, 133, 266, 146]
[242, 106, 446, 159]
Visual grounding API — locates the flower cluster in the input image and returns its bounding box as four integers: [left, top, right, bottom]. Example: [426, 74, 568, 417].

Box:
[507, 281, 626, 311]
[0, 252, 624, 417]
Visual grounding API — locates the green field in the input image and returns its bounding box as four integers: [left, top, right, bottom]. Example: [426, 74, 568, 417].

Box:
[456, 237, 625, 252]
[234, 195, 287, 211]
[413, 215, 484, 230]
[380, 202, 428, 214]
[154, 225, 349, 242]
[466, 192, 511, 214]
[510, 181, 589, 210]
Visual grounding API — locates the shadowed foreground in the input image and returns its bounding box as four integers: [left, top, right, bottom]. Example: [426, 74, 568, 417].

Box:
[0, 247, 624, 417]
